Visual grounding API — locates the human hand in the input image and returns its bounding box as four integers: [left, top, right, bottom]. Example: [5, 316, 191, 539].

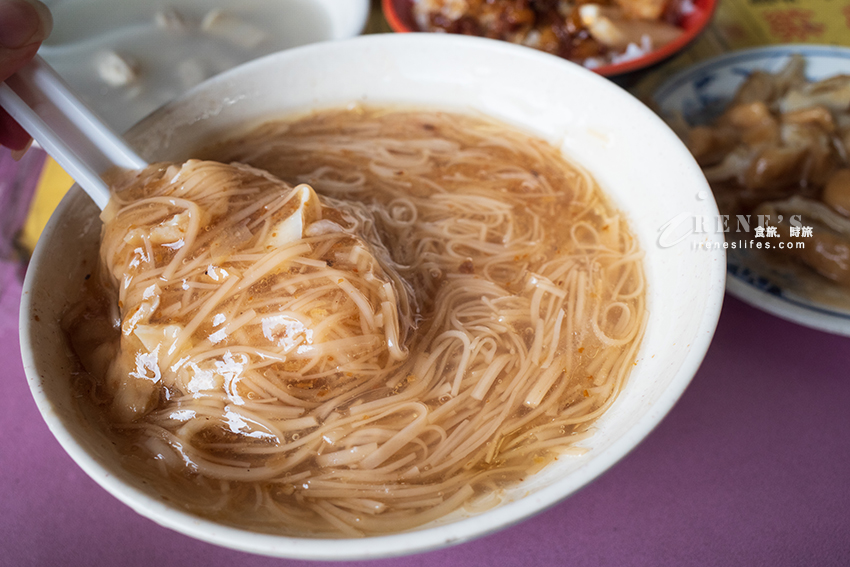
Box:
[0, 0, 52, 152]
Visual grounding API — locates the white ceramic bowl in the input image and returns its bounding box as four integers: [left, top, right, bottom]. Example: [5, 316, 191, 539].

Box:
[21, 34, 725, 560]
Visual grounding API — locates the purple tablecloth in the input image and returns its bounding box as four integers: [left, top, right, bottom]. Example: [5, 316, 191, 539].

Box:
[2, 258, 849, 566]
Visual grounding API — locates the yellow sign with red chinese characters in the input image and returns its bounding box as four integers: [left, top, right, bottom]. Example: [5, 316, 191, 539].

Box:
[716, 0, 849, 48]
[631, 0, 850, 99]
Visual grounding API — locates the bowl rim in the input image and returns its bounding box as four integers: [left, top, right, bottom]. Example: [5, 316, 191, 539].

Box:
[380, 0, 718, 77]
[20, 32, 726, 560]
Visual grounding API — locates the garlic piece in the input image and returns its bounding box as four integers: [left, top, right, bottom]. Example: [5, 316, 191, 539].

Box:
[96, 51, 139, 87]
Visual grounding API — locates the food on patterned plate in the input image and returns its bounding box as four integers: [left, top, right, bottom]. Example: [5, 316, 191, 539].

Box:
[677, 54, 850, 286]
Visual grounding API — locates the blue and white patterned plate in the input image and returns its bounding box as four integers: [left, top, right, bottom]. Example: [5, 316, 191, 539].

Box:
[654, 45, 850, 336]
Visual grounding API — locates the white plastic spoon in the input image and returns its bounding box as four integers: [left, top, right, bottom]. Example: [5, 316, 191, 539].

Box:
[0, 55, 147, 210]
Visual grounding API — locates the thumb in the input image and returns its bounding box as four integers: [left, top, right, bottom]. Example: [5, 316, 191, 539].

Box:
[0, 0, 53, 82]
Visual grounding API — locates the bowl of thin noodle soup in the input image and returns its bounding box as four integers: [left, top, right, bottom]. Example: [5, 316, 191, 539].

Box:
[21, 33, 725, 559]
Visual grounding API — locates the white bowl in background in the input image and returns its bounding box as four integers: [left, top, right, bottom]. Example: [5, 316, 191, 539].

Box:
[39, 0, 371, 131]
[21, 33, 725, 560]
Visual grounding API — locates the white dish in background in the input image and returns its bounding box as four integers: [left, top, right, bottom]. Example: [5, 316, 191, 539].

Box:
[654, 45, 850, 337]
[39, 0, 370, 131]
[21, 34, 725, 560]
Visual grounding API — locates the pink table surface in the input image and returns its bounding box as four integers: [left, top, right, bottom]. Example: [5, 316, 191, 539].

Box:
[2, 151, 849, 567]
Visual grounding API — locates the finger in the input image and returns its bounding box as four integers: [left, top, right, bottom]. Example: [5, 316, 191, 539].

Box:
[1, 0, 52, 151]
[0, 0, 53, 82]
[0, 105, 30, 149]
[0, 40, 39, 82]
[0, 43, 38, 150]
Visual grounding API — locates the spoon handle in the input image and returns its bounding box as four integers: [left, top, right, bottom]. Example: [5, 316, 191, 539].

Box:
[0, 56, 147, 210]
